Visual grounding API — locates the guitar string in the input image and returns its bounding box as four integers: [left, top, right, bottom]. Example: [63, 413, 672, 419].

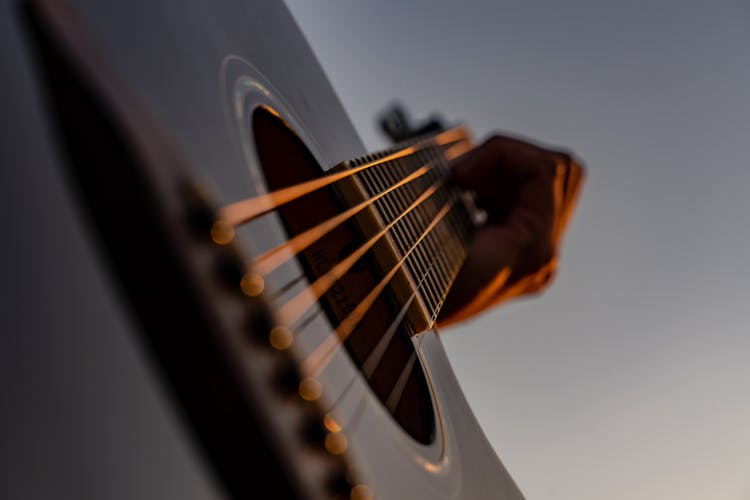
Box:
[328, 319, 428, 438]
[216, 130, 473, 425]
[333, 320, 439, 439]
[260, 140, 469, 387]
[385, 351, 416, 412]
[214, 126, 469, 229]
[275, 179, 444, 326]
[377, 240, 469, 417]
[301, 198, 456, 378]
[250, 162, 434, 277]
[242, 139, 470, 315]
[320, 260, 437, 419]
[361, 267, 429, 379]
[316, 149, 470, 435]
[303, 200, 457, 439]
[309, 193, 469, 423]
[247, 139, 472, 292]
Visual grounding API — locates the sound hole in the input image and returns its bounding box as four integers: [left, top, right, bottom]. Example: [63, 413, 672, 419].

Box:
[253, 107, 435, 444]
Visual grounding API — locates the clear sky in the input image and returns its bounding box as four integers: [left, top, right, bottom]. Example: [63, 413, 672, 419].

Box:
[284, 2, 750, 499]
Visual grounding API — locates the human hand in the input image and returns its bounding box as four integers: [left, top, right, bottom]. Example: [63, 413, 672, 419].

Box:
[438, 134, 585, 326]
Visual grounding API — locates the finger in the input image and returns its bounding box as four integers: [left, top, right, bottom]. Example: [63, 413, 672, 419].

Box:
[450, 134, 556, 204]
[441, 155, 558, 317]
[440, 135, 585, 324]
[553, 156, 586, 245]
[440, 224, 524, 319]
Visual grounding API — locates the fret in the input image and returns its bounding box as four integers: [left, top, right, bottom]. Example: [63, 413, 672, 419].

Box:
[414, 207, 441, 293]
[427, 146, 460, 288]
[381, 165, 433, 308]
[359, 162, 427, 313]
[389, 164, 438, 308]
[333, 128, 476, 332]
[372, 154, 438, 311]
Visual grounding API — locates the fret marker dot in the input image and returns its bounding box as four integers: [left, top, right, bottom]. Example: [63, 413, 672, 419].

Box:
[240, 272, 264, 296]
[210, 221, 235, 245]
[298, 377, 322, 401]
[324, 431, 348, 455]
[268, 326, 293, 350]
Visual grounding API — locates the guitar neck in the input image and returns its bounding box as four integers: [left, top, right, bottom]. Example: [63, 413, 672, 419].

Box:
[334, 127, 476, 333]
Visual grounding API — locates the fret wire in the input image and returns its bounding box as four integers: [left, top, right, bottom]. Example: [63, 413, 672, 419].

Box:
[380, 160, 415, 255]
[423, 197, 451, 310]
[435, 245, 468, 320]
[372, 164, 418, 286]
[432, 223, 453, 290]
[395, 157, 431, 295]
[400, 173, 435, 303]
[391, 155, 437, 310]
[373, 167, 414, 265]
[219, 133, 461, 227]
[430, 150, 456, 291]
[412, 193, 441, 310]
[421, 156, 448, 311]
[363, 163, 437, 312]
[277, 178, 446, 326]
[431, 166, 470, 314]
[414, 239, 438, 310]
[359, 167, 405, 256]
[438, 144, 474, 241]
[423, 235, 445, 305]
[426, 187, 451, 287]
[424, 154, 448, 302]
[304, 197, 457, 375]
[340, 133, 475, 321]
[379, 160, 429, 309]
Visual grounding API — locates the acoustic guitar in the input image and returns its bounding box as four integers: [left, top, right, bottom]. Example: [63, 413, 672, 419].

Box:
[12, 0, 526, 498]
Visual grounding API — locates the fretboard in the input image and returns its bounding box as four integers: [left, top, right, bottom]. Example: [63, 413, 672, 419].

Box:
[334, 127, 476, 331]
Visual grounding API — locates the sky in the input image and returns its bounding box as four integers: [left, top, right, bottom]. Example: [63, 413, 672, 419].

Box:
[284, 1, 750, 499]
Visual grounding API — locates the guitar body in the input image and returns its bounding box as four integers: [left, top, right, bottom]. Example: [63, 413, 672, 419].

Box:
[2, 0, 523, 498]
